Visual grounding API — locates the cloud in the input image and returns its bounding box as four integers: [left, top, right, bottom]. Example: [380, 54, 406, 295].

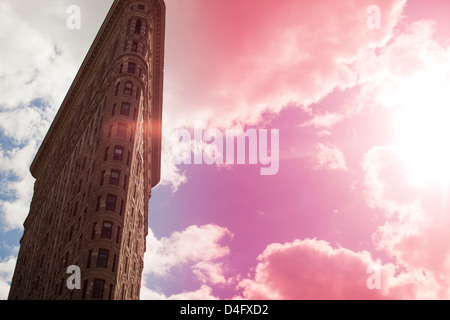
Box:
[158, 0, 407, 189]
[315, 143, 348, 171]
[143, 224, 232, 277]
[141, 284, 219, 300]
[300, 112, 345, 130]
[164, 0, 405, 128]
[0, 0, 102, 110]
[141, 224, 232, 299]
[354, 19, 450, 116]
[0, 141, 40, 230]
[237, 238, 436, 299]
[191, 261, 228, 285]
[362, 145, 450, 290]
[0, 256, 16, 300]
[361, 146, 424, 215]
[159, 139, 188, 192]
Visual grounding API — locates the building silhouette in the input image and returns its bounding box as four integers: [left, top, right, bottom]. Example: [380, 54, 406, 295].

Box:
[8, 0, 165, 300]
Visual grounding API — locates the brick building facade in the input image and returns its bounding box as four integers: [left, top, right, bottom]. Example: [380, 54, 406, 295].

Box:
[8, 0, 165, 300]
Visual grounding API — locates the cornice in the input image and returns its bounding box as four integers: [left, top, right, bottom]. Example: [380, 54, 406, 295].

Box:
[150, 0, 165, 188]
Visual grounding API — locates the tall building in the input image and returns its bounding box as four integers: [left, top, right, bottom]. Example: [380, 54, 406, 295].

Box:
[8, 0, 166, 300]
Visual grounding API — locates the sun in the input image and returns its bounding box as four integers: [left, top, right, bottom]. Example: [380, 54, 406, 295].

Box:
[389, 71, 450, 187]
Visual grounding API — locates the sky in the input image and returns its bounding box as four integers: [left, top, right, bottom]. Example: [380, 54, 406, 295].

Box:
[2, 0, 450, 300]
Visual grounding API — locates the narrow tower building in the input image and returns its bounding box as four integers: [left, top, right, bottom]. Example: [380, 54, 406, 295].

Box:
[8, 0, 166, 300]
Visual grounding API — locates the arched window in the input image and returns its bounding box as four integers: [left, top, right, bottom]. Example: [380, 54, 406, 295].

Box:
[124, 82, 133, 95]
[135, 20, 142, 34]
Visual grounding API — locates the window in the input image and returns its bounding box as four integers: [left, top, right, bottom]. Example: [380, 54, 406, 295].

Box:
[124, 82, 133, 95]
[137, 4, 145, 10]
[135, 20, 142, 34]
[123, 175, 129, 191]
[86, 250, 92, 268]
[119, 200, 124, 216]
[116, 227, 122, 244]
[82, 280, 88, 299]
[104, 147, 109, 161]
[119, 64, 123, 74]
[132, 41, 138, 52]
[120, 102, 130, 116]
[92, 279, 105, 299]
[109, 169, 120, 185]
[96, 196, 101, 212]
[117, 123, 127, 138]
[107, 125, 113, 138]
[91, 223, 97, 240]
[130, 127, 135, 143]
[136, 87, 140, 100]
[101, 222, 113, 239]
[97, 249, 109, 268]
[113, 146, 124, 161]
[112, 104, 116, 116]
[127, 62, 136, 74]
[105, 194, 117, 211]
[115, 83, 120, 96]
[108, 284, 114, 300]
[126, 152, 131, 166]
[112, 254, 117, 272]
[100, 170, 105, 186]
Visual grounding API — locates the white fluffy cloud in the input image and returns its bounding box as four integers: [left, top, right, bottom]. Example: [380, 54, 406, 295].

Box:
[141, 284, 219, 300]
[143, 224, 232, 277]
[236, 238, 436, 300]
[141, 224, 232, 299]
[0, 256, 16, 300]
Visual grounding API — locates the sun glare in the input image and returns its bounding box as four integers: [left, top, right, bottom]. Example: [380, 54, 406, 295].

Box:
[390, 71, 450, 187]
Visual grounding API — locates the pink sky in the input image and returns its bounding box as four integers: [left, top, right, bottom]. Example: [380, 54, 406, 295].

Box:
[137, 0, 450, 300]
